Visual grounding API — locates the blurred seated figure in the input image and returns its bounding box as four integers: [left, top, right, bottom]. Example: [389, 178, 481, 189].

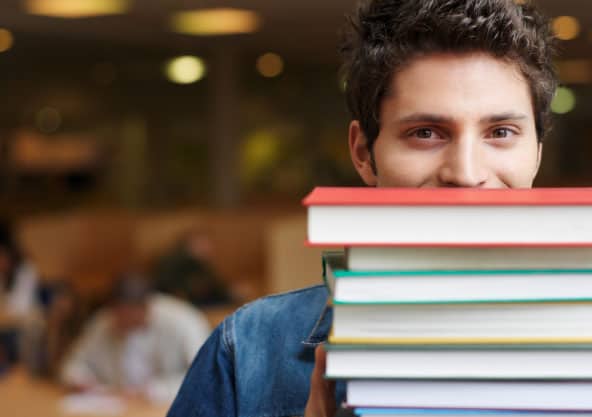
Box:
[20, 281, 83, 378]
[0, 220, 40, 370]
[0, 220, 39, 321]
[59, 274, 211, 404]
[153, 229, 232, 306]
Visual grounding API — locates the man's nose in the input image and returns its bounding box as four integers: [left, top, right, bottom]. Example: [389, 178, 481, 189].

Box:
[437, 138, 489, 187]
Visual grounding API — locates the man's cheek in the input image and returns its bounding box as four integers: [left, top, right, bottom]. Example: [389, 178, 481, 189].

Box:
[492, 152, 538, 187]
[378, 156, 434, 187]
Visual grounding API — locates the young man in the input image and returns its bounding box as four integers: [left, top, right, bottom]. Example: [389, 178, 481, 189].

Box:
[167, 0, 558, 416]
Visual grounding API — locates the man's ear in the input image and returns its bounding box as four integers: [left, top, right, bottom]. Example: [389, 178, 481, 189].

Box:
[349, 120, 378, 186]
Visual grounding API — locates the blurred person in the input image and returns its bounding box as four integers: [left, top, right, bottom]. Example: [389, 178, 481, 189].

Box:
[20, 281, 83, 377]
[45, 281, 81, 373]
[0, 220, 39, 320]
[60, 274, 210, 404]
[153, 229, 232, 306]
[0, 220, 40, 370]
[168, 0, 559, 416]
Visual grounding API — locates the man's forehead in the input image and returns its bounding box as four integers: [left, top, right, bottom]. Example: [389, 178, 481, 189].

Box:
[389, 52, 526, 90]
[382, 52, 534, 122]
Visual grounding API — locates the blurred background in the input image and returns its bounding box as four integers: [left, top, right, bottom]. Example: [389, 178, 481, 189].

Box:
[0, 0, 591, 415]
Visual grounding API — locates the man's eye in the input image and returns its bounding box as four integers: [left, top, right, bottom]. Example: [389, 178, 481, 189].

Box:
[491, 127, 513, 138]
[414, 128, 434, 139]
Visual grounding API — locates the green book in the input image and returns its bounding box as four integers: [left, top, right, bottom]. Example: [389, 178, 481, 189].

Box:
[322, 251, 592, 305]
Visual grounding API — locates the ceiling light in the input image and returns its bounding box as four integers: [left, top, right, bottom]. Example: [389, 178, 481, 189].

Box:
[25, 0, 130, 18]
[256, 53, 284, 78]
[0, 29, 14, 52]
[551, 87, 576, 114]
[552, 16, 580, 41]
[165, 56, 206, 84]
[170, 8, 261, 36]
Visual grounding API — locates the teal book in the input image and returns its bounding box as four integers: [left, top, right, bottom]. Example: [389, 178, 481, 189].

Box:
[322, 251, 592, 304]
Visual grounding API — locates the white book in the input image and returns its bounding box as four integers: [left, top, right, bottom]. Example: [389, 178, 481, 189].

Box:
[346, 380, 592, 410]
[326, 347, 592, 379]
[304, 187, 592, 245]
[354, 410, 592, 417]
[330, 302, 592, 343]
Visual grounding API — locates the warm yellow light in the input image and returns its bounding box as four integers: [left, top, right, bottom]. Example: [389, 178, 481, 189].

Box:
[165, 56, 206, 84]
[256, 53, 284, 78]
[0, 29, 14, 53]
[170, 8, 261, 36]
[552, 16, 580, 41]
[25, 0, 130, 18]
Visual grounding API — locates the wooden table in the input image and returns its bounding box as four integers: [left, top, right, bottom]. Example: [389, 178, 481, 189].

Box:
[0, 369, 169, 417]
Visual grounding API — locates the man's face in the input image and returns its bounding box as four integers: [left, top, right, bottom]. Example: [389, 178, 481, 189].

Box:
[349, 52, 542, 188]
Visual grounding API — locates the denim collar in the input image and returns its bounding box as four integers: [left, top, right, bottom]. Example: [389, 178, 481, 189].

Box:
[301, 298, 333, 347]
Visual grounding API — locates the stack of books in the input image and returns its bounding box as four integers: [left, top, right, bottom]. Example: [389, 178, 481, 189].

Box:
[303, 187, 592, 417]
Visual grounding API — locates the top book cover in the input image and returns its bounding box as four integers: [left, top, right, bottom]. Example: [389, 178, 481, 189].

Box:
[303, 187, 592, 246]
[303, 187, 592, 207]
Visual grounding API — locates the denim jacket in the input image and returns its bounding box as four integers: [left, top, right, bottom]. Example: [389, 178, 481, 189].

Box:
[167, 285, 346, 417]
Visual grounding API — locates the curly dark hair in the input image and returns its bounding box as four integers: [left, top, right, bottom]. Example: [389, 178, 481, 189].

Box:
[340, 0, 558, 150]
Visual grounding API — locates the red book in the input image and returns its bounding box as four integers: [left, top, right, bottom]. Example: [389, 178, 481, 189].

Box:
[303, 187, 592, 246]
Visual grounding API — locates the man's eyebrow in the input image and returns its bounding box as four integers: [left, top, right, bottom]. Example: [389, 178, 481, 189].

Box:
[396, 112, 529, 124]
[396, 113, 454, 124]
[481, 113, 528, 123]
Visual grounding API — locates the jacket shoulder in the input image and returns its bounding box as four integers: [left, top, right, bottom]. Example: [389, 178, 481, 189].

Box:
[234, 285, 328, 321]
[222, 285, 329, 346]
